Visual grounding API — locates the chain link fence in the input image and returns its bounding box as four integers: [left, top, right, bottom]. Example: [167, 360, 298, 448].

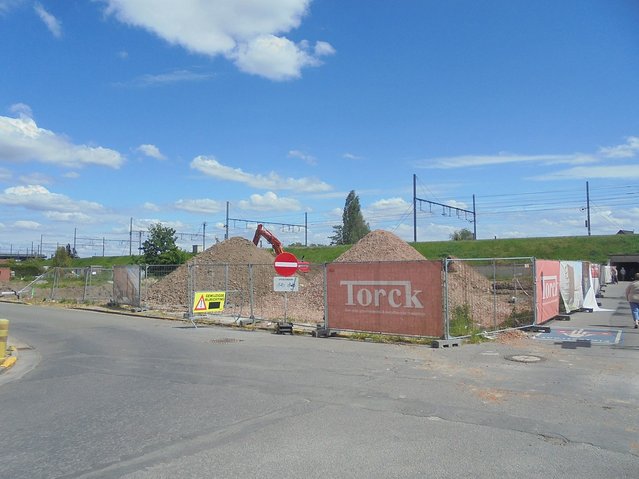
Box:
[444, 257, 535, 338]
[18, 266, 114, 303]
[7, 258, 540, 339]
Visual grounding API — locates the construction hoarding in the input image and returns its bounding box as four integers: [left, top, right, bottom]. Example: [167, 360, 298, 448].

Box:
[535, 259, 560, 324]
[326, 261, 443, 337]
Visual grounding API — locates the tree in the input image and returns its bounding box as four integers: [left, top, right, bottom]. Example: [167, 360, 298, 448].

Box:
[330, 190, 370, 245]
[450, 228, 474, 241]
[52, 246, 72, 267]
[140, 223, 188, 265]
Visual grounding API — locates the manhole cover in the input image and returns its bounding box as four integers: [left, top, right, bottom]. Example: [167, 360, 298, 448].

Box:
[209, 338, 242, 344]
[505, 354, 543, 363]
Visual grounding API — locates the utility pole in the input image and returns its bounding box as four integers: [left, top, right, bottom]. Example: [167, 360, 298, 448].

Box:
[129, 217, 133, 255]
[413, 174, 417, 242]
[225, 201, 229, 240]
[203, 222, 207, 250]
[585, 181, 591, 236]
[472, 194, 477, 240]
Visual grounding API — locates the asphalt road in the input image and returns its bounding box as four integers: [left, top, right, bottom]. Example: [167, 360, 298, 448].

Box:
[0, 291, 638, 478]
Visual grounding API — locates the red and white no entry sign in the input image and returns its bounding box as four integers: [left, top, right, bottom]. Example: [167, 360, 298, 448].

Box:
[274, 252, 298, 277]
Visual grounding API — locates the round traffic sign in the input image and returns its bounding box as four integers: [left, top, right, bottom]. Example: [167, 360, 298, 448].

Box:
[274, 252, 298, 277]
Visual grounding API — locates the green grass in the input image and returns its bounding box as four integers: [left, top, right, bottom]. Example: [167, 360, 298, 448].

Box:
[30, 233, 639, 268]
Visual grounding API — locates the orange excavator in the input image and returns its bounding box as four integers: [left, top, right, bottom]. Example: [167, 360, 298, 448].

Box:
[252, 224, 284, 255]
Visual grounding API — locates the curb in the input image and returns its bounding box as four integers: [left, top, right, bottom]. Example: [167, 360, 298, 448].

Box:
[1, 346, 17, 370]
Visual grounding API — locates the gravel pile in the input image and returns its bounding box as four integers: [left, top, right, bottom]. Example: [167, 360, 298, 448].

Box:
[145, 230, 429, 322]
[334, 230, 426, 262]
[145, 237, 275, 310]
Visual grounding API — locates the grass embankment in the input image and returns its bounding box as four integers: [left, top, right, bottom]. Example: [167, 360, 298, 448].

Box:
[289, 234, 637, 265]
[29, 233, 638, 268]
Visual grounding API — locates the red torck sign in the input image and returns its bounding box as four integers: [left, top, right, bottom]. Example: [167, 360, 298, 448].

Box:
[274, 252, 298, 277]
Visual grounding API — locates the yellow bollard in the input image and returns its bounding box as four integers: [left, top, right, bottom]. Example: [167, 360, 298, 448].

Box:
[0, 319, 8, 359]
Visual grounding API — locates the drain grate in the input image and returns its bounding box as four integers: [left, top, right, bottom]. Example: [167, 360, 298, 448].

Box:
[505, 354, 543, 363]
[208, 338, 243, 344]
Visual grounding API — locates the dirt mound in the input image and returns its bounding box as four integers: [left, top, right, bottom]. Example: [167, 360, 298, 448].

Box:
[192, 236, 275, 264]
[145, 230, 427, 323]
[269, 230, 426, 324]
[334, 230, 426, 262]
[145, 237, 275, 310]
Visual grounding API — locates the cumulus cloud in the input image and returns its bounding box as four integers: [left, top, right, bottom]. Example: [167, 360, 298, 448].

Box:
[100, 0, 334, 81]
[174, 198, 224, 214]
[34, 2, 62, 38]
[0, 107, 124, 169]
[233, 35, 333, 80]
[238, 191, 301, 211]
[0, 185, 104, 214]
[136, 144, 166, 160]
[190, 155, 332, 192]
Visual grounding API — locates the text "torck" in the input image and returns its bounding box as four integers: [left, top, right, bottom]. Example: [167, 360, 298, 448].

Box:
[340, 280, 424, 308]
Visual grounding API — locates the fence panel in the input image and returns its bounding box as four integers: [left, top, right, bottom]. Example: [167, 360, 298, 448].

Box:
[326, 261, 443, 337]
[444, 257, 535, 338]
[113, 265, 142, 307]
[183, 262, 326, 325]
[141, 264, 183, 312]
[82, 266, 114, 303]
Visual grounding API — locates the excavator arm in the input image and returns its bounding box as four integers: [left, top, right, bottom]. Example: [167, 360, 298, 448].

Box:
[252, 224, 284, 255]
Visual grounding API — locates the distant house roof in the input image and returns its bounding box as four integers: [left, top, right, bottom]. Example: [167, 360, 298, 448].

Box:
[616, 230, 635, 235]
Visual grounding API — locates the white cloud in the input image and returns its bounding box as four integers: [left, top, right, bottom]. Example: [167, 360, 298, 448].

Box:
[44, 211, 93, 222]
[19, 172, 51, 185]
[598, 136, 639, 158]
[63, 171, 80, 179]
[190, 155, 332, 192]
[174, 198, 224, 214]
[136, 144, 166, 160]
[0, 167, 11, 181]
[9, 103, 32, 118]
[288, 149, 316, 165]
[120, 69, 215, 87]
[368, 197, 411, 212]
[342, 153, 363, 161]
[143, 202, 160, 211]
[532, 165, 639, 181]
[13, 220, 40, 230]
[0, 185, 104, 213]
[101, 0, 334, 81]
[417, 153, 597, 169]
[0, 108, 124, 169]
[34, 2, 61, 38]
[238, 191, 301, 211]
[233, 35, 332, 81]
[0, 1, 23, 14]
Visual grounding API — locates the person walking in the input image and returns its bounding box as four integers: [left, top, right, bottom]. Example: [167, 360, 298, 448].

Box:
[625, 273, 639, 329]
[620, 266, 626, 281]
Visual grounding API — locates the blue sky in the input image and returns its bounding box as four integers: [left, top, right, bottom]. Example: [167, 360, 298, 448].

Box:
[1, 0, 638, 257]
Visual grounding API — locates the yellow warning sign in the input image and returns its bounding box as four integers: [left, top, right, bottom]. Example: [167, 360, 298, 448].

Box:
[192, 291, 226, 313]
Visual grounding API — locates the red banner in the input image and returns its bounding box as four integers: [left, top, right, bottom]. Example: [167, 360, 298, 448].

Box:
[326, 261, 443, 337]
[536, 260, 560, 324]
